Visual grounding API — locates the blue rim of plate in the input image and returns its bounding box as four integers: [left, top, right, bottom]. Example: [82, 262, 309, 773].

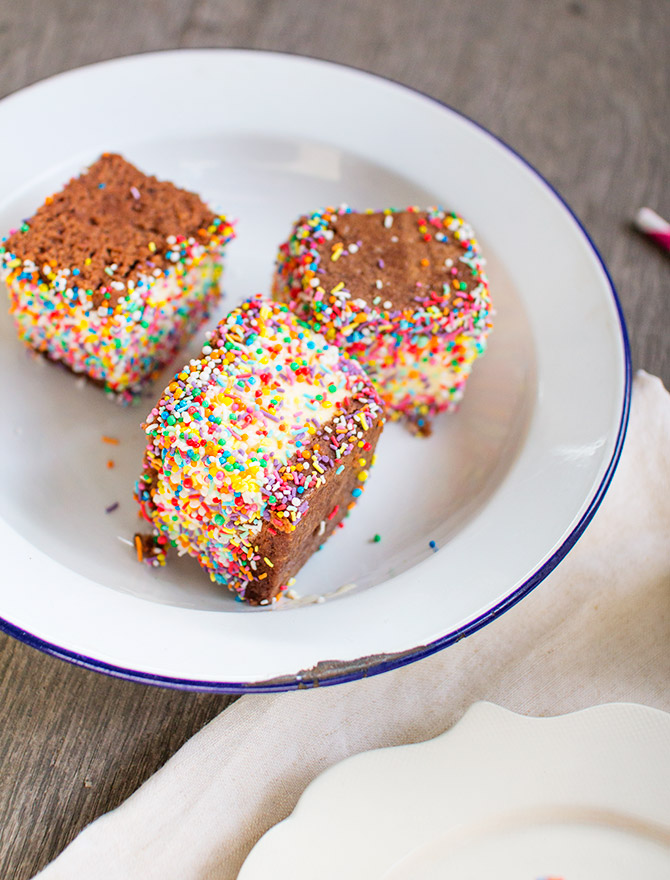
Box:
[0, 49, 632, 693]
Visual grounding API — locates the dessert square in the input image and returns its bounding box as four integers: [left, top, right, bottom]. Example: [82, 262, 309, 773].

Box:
[0, 153, 235, 400]
[135, 296, 385, 605]
[273, 206, 492, 434]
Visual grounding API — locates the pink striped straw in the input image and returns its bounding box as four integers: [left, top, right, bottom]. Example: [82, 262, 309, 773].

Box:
[634, 207, 670, 252]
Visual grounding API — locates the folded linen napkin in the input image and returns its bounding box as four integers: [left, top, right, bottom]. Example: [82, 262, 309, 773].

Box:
[36, 371, 670, 880]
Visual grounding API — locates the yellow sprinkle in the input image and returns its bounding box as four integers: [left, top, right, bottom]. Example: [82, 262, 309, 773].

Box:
[263, 557, 274, 568]
[148, 241, 156, 252]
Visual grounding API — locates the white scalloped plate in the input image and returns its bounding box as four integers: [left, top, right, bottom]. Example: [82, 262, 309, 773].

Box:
[0, 50, 629, 690]
[239, 702, 670, 879]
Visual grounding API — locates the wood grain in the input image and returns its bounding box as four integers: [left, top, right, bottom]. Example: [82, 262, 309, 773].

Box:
[0, 1, 668, 877]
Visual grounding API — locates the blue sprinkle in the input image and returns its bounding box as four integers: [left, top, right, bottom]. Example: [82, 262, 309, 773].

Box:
[429, 540, 438, 552]
[352, 487, 363, 498]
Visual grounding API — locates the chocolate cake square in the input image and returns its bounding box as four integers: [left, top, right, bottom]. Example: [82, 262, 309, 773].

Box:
[273, 206, 492, 435]
[0, 153, 235, 400]
[135, 296, 385, 605]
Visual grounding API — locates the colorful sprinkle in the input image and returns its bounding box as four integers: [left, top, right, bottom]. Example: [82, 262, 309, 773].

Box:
[134, 296, 384, 602]
[273, 206, 492, 436]
[133, 532, 166, 567]
[0, 154, 235, 402]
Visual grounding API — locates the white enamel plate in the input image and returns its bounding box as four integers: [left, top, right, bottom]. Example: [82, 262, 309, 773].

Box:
[0, 50, 629, 690]
[239, 703, 670, 879]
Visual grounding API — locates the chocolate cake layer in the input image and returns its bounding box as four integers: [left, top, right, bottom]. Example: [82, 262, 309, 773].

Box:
[312, 210, 478, 310]
[245, 416, 383, 604]
[135, 296, 385, 604]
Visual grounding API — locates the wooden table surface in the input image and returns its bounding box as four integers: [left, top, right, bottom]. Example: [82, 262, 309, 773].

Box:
[0, 1, 668, 877]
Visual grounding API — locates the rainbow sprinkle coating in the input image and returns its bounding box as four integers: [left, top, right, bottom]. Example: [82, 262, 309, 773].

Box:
[0, 157, 235, 401]
[273, 206, 492, 434]
[135, 296, 384, 604]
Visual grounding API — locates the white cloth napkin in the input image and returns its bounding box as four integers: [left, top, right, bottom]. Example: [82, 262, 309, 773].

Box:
[37, 370, 670, 880]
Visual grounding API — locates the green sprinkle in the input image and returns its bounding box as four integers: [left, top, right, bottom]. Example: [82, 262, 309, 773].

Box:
[373, 534, 381, 543]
